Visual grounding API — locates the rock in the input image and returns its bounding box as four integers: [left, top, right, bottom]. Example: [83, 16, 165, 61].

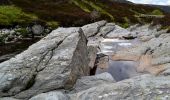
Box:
[0, 97, 19, 100]
[127, 24, 154, 37]
[82, 20, 107, 38]
[71, 72, 115, 93]
[32, 25, 44, 35]
[29, 91, 69, 100]
[105, 25, 131, 38]
[152, 56, 170, 66]
[138, 55, 165, 75]
[96, 55, 109, 69]
[161, 63, 170, 76]
[87, 37, 104, 69]
[138, 54, 152, 73]
[97, 23, 115, 37]
[139, 35, 155, 42]
[0, 27, 89, 99]
[69, 74, 170, 100]
[0, 53, 18, 63]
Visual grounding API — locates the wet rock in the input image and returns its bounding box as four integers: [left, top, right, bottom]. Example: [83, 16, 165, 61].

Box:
[69, 74, 170, 100]
[82, 20, 107, 38]
[0, 27, 89, 99]
[29, 91, 69, 100]
[71, 72, 115, 93]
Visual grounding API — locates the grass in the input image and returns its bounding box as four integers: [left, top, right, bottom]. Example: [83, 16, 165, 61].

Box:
[71, 0, 91, 13]
[83, 0, 115, 21]
[46, 21, 59, 29]
[151, 9, 163, 15]
[0, 0, 169, 28]
[0, 5, 38, 26]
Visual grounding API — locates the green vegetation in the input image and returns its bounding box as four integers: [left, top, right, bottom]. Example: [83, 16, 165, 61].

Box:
[71, 0, 91, 13]
[0, 0, 169, 28]
[0, 33, 8, 44]
[121, 17, 130, 28]
[15, 28, 30, 37]
[83, 0, 114, 21]
[46, 21, 59, 29]
[151, 9, 163, 15]
[120, 23, 129, 28]
[0, 5, 38, 26]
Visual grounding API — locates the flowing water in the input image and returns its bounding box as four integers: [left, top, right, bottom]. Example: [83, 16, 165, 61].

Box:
[96, 38, 142, 81]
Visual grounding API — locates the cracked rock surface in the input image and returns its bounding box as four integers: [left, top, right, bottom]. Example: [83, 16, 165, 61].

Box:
[0, 27, 89, 99]
[1, 21, 170, 100]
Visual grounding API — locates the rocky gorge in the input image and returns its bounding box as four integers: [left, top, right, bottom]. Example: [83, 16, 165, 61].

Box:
[0, 20, 170, 100]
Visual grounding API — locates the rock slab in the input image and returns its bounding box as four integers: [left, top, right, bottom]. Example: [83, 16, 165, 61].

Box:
[0, 27, 89, 99]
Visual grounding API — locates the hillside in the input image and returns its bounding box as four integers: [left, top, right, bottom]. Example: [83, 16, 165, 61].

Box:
[0, 0, 170, 28]
[151, 5, 170, 13]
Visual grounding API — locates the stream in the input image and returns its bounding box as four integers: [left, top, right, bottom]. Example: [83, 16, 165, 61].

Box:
[96, 38, 143, 81]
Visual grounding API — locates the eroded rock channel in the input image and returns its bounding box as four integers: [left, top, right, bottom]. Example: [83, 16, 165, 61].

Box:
[1, 21, 170, 100]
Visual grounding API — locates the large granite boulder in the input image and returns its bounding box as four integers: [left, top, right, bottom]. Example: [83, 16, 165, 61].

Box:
[0, 97, 19, 100]
[97, 23, 115, 37]
[29, 91, 69, 100]
[69, 74, 170, 100]
[105, 25, 131, 38]
[71, 72, 115, 93]
[82, 20, 107, 38]
[87, 37, 104, 69]
[0, 27, 89, 99]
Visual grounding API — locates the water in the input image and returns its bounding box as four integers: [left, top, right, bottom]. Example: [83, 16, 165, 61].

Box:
[99, 39, 134, 55]
[96, 59, 140, 81]
[96, 38, 142, 81]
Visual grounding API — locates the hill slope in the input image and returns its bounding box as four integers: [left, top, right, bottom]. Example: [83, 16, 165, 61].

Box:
[152, 5, 170, 13]
[0, 0, 170, 28]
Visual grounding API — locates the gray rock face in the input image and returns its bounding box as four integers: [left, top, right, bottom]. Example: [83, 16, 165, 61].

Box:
[105, 25, 131, 38]
[0, 27, 89, 99]
[0, 97, 19, 100]
[29, 91, 69, 100]
[71, 72, 115, 93]
[82, 20, 107, 38]
[97, 23, 115, 37]
[87, 37, 103, 69]
[69, 75, 170, 100]
[32, 25, 44, 35]
[1, 21, 170, 100]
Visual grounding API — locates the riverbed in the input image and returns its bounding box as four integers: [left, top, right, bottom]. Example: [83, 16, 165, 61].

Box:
[96, 38, 143, 81]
